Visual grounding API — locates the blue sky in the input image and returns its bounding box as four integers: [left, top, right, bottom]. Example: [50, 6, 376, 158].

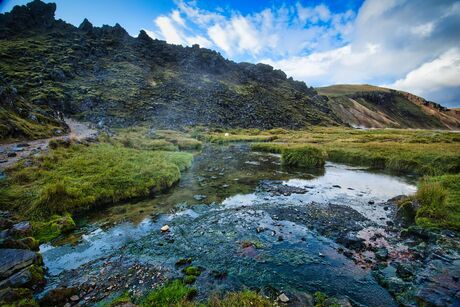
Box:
[1, 0, 460, 107]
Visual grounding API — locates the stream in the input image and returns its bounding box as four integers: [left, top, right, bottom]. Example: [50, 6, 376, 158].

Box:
[38, 144, 460, 306]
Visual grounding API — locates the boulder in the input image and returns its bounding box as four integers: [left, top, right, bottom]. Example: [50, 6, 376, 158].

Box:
[0, 249, 40, 279]
[40, 287, 78, 306]
[0, 264, 44, 289]
[10, 221, 32, 237]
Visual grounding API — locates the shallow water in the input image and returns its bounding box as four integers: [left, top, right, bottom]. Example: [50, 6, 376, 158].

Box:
[40, 144, 417, 305]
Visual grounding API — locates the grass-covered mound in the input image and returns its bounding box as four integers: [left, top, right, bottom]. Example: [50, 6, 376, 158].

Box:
[0, 143, 193, 219]
[415, 174, 460, 230]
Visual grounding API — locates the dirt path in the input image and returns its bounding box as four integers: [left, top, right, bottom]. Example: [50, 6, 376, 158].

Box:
[0, 119, 98, 171]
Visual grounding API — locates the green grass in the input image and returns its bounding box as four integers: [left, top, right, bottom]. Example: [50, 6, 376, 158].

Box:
[415, 174, 460, 230]
[111, 127, 202, 151]
[208, 290, 274, 307]
[281, 146, 326, 168]
[0, 143, 193, 219]
[218, 127, 460, 231]
[140, 280, 197, 307]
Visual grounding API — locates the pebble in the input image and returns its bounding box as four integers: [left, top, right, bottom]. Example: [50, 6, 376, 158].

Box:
[278, 293, 290, 303]
[70, 295, 80, 302]
[160, 225, 170, 232]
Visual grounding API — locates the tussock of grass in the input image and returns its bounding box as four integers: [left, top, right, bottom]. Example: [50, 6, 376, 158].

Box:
[281, 146, 326, 168]
[140, 280, 197, 307]
[0, 143, 193, 219]
[415, 174, 460, 230]
[208, 290, 274, 307]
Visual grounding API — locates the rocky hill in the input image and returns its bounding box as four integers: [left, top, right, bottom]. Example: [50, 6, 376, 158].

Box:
[318, 85, 460, 129]
[1, 1, 458, 141]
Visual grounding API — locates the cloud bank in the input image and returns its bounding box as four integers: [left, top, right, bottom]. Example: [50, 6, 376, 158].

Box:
[144, 0, 460, 107]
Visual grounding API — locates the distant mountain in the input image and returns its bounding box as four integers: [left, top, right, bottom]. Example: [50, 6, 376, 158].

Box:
[317, 85, 460, 130]
[0, 1, 458, 141]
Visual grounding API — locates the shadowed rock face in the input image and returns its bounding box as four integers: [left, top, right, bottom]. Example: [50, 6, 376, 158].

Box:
[0, 0, 341, 133]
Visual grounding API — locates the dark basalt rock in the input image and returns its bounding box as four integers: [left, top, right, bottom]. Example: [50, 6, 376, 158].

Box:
[0, 249, 40, 279]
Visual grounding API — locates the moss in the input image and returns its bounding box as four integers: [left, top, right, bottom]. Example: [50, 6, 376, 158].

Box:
[31, 214, 76, 243]
[281, 146, 326, 168]
[183, 275, 197, 284]
[313, 291, 340, 307]
[182, 266, 201, 277]
[140, 280, 197, 307]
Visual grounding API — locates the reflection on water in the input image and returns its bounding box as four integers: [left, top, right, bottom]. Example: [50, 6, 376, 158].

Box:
[40, 144, 416, 306]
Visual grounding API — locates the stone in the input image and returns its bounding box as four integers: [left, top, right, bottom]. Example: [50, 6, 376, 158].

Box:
[0, 265, 44, 289]
[40, 287, 78, 306]
[368, 200, 375, 204]
[278, 293, 290, 303]
[7, 152, 16, 158]
[193, 194, 206, 201]
[256, 227, 265, 233]
[10, 221, 32, 237]
[0, 287, 33, 304]
[160, 225, 170, 232]
[375, 247, 389, 260]
[0, 249, 39, 279]
[70, 295, 80, 302]
[337, 233, 366, 251]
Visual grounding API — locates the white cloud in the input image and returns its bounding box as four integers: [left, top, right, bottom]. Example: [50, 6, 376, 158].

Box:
[154, 16, 183, 45]
[144, 0, 460, 105]
[386, 48, 460, 95]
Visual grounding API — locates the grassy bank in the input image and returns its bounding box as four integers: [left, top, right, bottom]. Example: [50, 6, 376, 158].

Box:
[1, 143, 192, 218]
[210, 127, 460, 230]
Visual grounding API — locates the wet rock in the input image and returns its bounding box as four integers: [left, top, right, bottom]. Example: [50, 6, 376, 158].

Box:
[258, 180, 308, 196]
[70, 294, 80, 302]
[0, 249, 40, 279]
[175, 258, 192, 266]
[0, 237, 39, 251]
[10, 221, 32, 237]
[160, 225, 170, 232]
[374, 247, 389, 261]
[0, 217, 13, 229]
[0, 287, 33, 304]
[396, 262, 415, 280]
[256, 227, 265, 233]
[278, 293, 289, 303]
[7, 152, 16, 157]
[395, 200, 420, 226]
[332, 185, 341, 188]
[337, 233, 366, 251]
[193, 194, 207, 201]
[368, 200, 375, 204]
[40, 287, 78, 306]
[0, 264, 44, 289]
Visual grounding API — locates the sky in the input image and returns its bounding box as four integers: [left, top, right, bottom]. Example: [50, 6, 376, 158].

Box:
[1, 0, 460, 107]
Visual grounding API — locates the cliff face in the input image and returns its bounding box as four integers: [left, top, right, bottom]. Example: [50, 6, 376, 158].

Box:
[1, 1, 457, 141]
[317, 85, 460, 130]
[0, 0, 340, 140]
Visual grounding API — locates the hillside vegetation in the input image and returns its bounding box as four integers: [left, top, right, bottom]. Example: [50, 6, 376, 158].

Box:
[318, 84, 460, 129]
[1, 1, 459, 143]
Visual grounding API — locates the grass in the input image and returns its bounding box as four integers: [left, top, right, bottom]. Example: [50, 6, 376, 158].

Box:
[208, 290, 274, 307]
[0, 143, 193, 220]
[110, 127, 202, 151]
[211, 127, 460, 231]
[140, 280, 197, 307]
[281, 146, 326, 168]
[415, 174, 460, 230]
